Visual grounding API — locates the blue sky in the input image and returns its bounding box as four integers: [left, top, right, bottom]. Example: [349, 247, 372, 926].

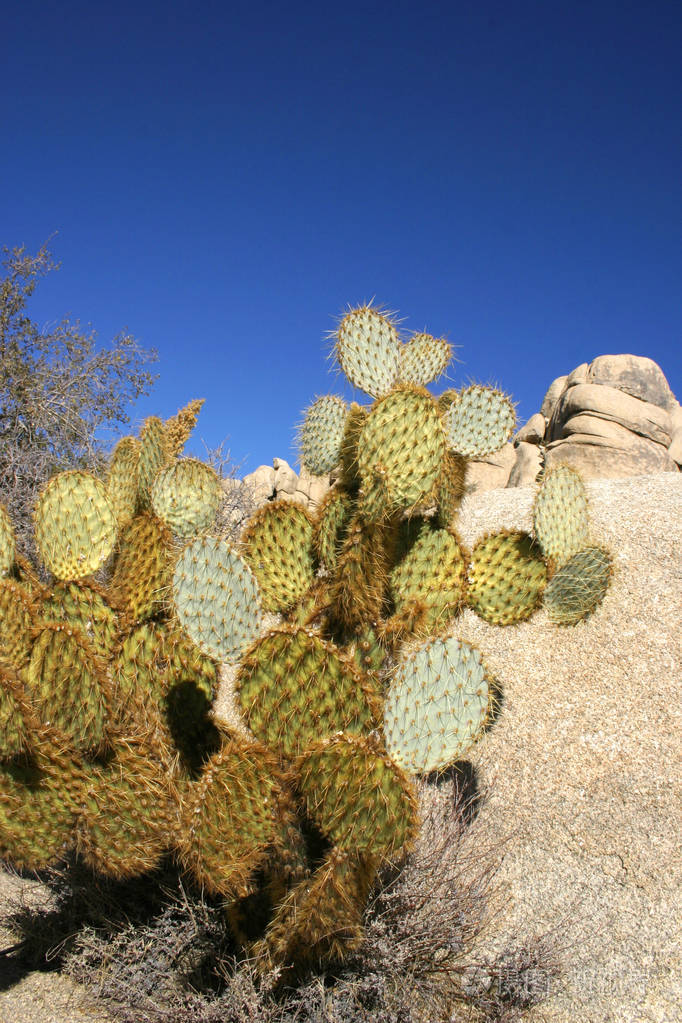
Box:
[4, 1, 681, 475]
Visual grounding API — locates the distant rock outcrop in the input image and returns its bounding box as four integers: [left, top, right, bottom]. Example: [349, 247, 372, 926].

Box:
[229, 355, 680, 512]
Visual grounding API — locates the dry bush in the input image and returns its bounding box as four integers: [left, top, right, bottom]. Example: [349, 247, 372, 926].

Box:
[1, 774, 563, 1023]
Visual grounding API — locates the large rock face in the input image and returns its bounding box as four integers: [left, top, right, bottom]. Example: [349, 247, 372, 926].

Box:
[543, 355, 679, 479]
[453, 473, 682, 1023]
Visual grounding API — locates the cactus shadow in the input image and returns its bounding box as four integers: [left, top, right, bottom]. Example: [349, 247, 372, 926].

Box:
[428, 759, 482, 825]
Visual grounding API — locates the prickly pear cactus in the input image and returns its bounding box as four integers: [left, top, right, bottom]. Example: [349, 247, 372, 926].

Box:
[0, 303, 614, 982]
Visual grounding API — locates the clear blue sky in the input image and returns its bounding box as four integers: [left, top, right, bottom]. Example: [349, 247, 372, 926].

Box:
[4, 1, 681, 475]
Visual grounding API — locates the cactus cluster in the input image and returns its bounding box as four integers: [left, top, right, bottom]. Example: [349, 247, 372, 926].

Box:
[0, 306, 613, 978]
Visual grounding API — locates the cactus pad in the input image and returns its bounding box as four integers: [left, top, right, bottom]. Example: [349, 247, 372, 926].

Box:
[164, 398, 205, 457]
[533, 464, 590, 567]
[335, 305, 401, 398]
[236, 627, 382, 758]
[173, 536, 262, 662]
[446, 385, 516, 458]
[297, 733, 419, 861]
[26, 624, 111, 754]
[399, 332, 452, 388]
[383, 636, 492, 774]
[241, 500, 315, 613]
[42, 581, 120, 661]
[314, 487, 353, 571]
[0, 579, 38, 671]
[151, 457, 222, 538]
[543, 546, 613, 625]
[390, 526, 468, 625]
[357, 386, 446, 518]
[107, 436, 140, 529]
[110, 511, 173, 622]
[137, 416, 171, 506]
[0, 667, 33, 758]
[467, 530, 547, 625]
[178, 736, 291, 898]
[34, 471, 118, 580]
[298, 395, 349, 475]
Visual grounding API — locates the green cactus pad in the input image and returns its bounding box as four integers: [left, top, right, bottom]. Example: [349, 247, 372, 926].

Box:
[543, 546, 613, 625]
[357, 386, 446, 519]
[173, 535, 262, 662]
[335, 305, 401, 398]
[107, 436, 140, 529]
[257, 848, 376, 971]
[298, 395, 349, 475]
[111, 620, 167, 716]
[178, 736, 291, 898]
[236, 627, 382, 759]
[150, 457, 222, 538]
[467, 530, 547, 626]
[297, 733, 419, 861]
[383, 635, 492, 775]
[241, 499, 316, 613]
[0, 503, 16, 578]
[390, 526, 468, 624]
[435, 450, 468, 528]
[26, 623, 111, 754]
[328, 515, 394, 632]
[446, 385, 516, 458]
[76, 733, 180, 880]
[110, 511, 174, 622]
[0, 667, 33, 759]
[399, 332, 452, 388]
[314, 487, 353, 571]
[164, 398, 205, 457]
[41, 581, 120, 662]
[338, 403, 368, 487]
[533, 464, 590, 567]
[34, 471, 118, 580]
[0, 755, 78, 870]
[137, 416, 172, 507]
[0, 579, 38, 671]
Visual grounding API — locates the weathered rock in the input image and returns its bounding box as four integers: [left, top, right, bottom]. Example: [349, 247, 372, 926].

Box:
[545, 429, 677, 478]
[565, 362, 589, 388]
[515, 413, 546, 445]
[540, 375, 567, 419]
[307, 476, 331, 508]
[587, 354, 677, 410]
[547, 383, 672, 447]
[466, 442, 516, 492]
[506, 441, 542, 488]
[242, 464, 276, 505]
[273, 457, 298, 496]
[669, 403, 682, 467]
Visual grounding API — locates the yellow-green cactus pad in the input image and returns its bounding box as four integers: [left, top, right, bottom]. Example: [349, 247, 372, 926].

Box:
[446, 385, 516, 458]
[390, 526, 468, 624]
[236, 626, 382, 758]
[241, 499, 316, 613]
[76, 733, 179, 880]
[544, 546, 613, 625]
[298, 395, 349, 475]
[357, 386, 446, 519]
[533, 463, 590, 568]
[0, 579, 38, 671]
[314, 487, 353, 571]
[335, 305, 401, 398]
[0, 503, 15, 578]
[258, 848, 375, 971]
[0, 666, 33, 759]
[110, 511, 174, 622]
[42, 580, 120, 661]
[178, 736, 291, 898]
[137, 415, 172, 506]
[27, 623, 111, 754]
[297, 733, 419, 861]
[383, 635, 492, 775]
[107, 436, 140, 529]
[34, 471, 118, 580]
[399, 332, 452, 388]
[0, 752, 78, 870]
[434, 449, 468, 528]
[467, 530, 547, 626]
[173, 535, 262, 663]
[151, 457, 222, 538]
